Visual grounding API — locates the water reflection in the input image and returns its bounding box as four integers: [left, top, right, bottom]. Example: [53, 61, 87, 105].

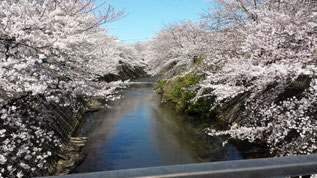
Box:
[75, 83, 242, 173]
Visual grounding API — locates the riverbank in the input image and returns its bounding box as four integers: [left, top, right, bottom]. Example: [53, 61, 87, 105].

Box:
[154, 73, 271, 159]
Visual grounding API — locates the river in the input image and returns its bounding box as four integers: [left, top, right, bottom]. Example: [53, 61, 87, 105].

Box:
[74, 77, 243, 173]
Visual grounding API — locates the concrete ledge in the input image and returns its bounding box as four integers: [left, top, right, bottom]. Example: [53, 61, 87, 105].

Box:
[41, 154, 317, 178]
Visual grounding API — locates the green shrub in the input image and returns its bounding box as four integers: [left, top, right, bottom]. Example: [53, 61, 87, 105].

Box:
[157, 72, 217, 119]
[154, 80, 167, 93]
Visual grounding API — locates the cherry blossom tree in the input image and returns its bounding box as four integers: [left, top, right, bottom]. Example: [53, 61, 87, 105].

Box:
[197, 0, 317, 156]
[145, 0, 317, 157]
[0, 0, 146, 177]
[147, 20, 213, 75]
[201, 0, 267, 31]
[0, 0, 128, 99]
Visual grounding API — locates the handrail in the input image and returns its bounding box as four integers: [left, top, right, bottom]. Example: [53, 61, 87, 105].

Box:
[41, 154, 317, 178]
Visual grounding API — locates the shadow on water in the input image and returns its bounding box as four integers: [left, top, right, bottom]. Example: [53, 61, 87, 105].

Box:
[75, 77, 243, 173]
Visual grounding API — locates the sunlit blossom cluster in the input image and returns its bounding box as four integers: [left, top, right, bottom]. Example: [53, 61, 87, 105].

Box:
[0, 97, 60, 177]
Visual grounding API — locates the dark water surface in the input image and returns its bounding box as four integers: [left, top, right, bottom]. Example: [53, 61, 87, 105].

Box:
[75, 79, 243, 173]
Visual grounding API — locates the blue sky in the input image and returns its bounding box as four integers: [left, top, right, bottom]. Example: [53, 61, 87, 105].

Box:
[100, 0, 210, 43]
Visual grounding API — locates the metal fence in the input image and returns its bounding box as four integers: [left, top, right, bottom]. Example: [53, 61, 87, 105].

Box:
[43, 154, 317, 178]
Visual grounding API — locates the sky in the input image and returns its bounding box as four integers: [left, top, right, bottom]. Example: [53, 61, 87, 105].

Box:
[99, 0, 211, 43]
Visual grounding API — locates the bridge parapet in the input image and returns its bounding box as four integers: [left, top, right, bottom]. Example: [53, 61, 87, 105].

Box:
[41, 154, 317, 178]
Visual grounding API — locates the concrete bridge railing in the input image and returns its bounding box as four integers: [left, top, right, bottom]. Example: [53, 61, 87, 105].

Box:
[42, 154, 317, 178]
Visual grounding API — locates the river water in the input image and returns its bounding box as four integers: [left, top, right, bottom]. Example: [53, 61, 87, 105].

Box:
[75, 78, 243, 173]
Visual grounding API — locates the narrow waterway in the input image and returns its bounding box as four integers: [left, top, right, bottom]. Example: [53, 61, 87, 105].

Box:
[75, 78, 243, 173]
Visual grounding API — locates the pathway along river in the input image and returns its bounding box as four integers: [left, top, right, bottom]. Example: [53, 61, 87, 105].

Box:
[75, 77, 243, 173]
